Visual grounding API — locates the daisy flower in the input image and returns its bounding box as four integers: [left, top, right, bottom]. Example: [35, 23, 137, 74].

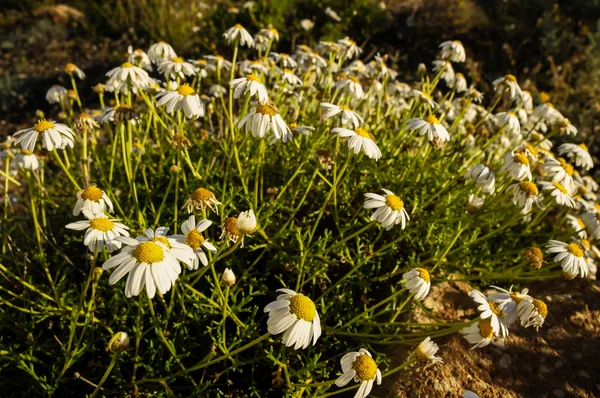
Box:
[454, 72, 467, 92]
[46, 85, 67, 104]
[182, 187, 221, 214]
[264, 289, 321, 350]
[270, 53, 297, 68]
[532, 102, 563, 124]
[493, 74, 522, 101]
[402, 268, 430, 300]
[335, 76, 364, 99]
[281, 69, 303, 86]
[205, 55, 232, 71]
[439, 40, 466, 62]
[73, 185, 114, 216]
[405, 115, 450, 143]
[238, 103, 292, 142]
[236, 209, 257, 236]
[545, 240, 589, 278]
[487, 286, 530, 325]
[158, 57, 196, 80]
[65, 63, 85, 79]
[13, 119, 75, 152]
[466, 194, 485, 213]
[99, 105, 139, 124]
[411, 89, 437, 108]
[517, 297, 548, 330]
[432, 60, 455, 86]
[300, 19, 314, 31]
[325, 7, 342, 21]
[415, 337, 444, 363]
[465, 164, 495, 194]
[337, 37, 363, 60]
[500, 151, 532, 181]
[566, 214, 588, 239]
[106, 227, 194, 297]
[538, 181, 576, 208]
[127, 47, 152, 70]
[320, 103, 364, 128]
[557, 118, 577, 136]
[334, 348, 382, 398]
[223, 24, 255, 47]
[105, 62, 154, 94]
[469, 290, 509, 337]
[332, 127, 381, 161]
[460, 319, 495, 349]
[11, 149, 39, 171]
[230, 74, 269, 103]
[148, 41, 177, 64]
[496, 112, 521, 137]
[558, 143, 593, 171]
[65, 210, 130, 253]
[155, 84, 204, 119]
[172, 215, 217, 269]
[541, 157, 574, 192]
[506, 181, 545, 214]
[364, 189, 409, 230]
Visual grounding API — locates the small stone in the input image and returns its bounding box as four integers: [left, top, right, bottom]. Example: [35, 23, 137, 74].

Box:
[499, 354, 512, 369]
[540, 365, 550, 373]
[555, 361, 563, 369]
[552, 389, 565, 397]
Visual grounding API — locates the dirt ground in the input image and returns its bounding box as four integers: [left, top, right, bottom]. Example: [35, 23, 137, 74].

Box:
[384, 280, 600, 398]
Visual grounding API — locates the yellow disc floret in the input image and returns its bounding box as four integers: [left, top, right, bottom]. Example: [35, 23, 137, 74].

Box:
[417, 268, 430, 282]
[185, 230, 205, 250]
[80, 186, 104, 202]
[172, 57, 184, 63]
[191, 188, 215, 201]
[353, 354, 377, 381]
[288, 294, 316, 322]
[478, 319, 494, 338]
[256, 104, 278, 116]
[132, 242, 164, 264]
[177, 84, 196, 96]
[152, 236, 171, 249]
[34, 119, 55, 133]
[532, 299, 548, 318]
[513, 153, 529, 166]
[567, 243, 584, 258]
[385, 194, 404, 211]
[121, 62, 135, 68]
[246, 74, 261, 82]
[488, 300, 502, 316]
[425, 115, 440, 124]
[89, 218, 114, 232]
[519, 181, 538, 196]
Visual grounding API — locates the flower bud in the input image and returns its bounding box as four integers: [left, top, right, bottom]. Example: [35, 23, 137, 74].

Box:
[236, 209, 257, 235]
[418, 63, 427, 76]
[221, 268, 236, 287]
[107, 331, 129, 353]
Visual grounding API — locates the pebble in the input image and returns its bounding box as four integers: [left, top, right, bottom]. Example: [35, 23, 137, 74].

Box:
[499, 354, 511, 369]
[540, 364, 550, 373]
[553, 389, 565, 397]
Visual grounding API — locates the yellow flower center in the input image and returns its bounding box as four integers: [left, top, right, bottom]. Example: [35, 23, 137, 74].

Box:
[185, 230, 205, 249]
[152, 236, 171, 249]
[80, 186, 104, 201]
[552, 182, 568, 194]
[507, 111, 517, 118]
[579, 143, 589, 152]
[488, 300, 503, 316]
[34, 119, 55, 132]
[355, 127, 375, 141]
[425, 115, 440, 124]
[524, 144, 538, 158]
[339, 105, 351, 111]
[519, 181, 538, 196]
[177, 84, 196, 96]
[349, 77, 360, 84]
[385, 194, 404, 211]
[417, 268, 430, 282]
[223, 217, 240, 236]
[115, 105, 134, 113]
[65, 63, 78, 74]
[284, 68, 294, 74]
[557, 158, 574, 176]
[289, 122, 298, 129]
[580, 239, 591, 249]
[577, 217, 586, 229]
[191, 188, 215, 201]
[132, 242, 165, 264]
[567, 243, 584, 258]
[505, 74, 517, 82]
[256, 104, 278, 117]
[509, 291, 526, 304]
[288, 294, 316, 322]
[513, 153, 529, 166]
[234, 23, 243, 29]
[121, 62, 135, 68]
[246, 74, 261, 82]
[539, 91, 550, 103]
[89, 218, 115, 232]
[172, 57, 184, 63]
[532, 299, 548, 318]
[269, 27, 278, 35]
[478, 319, 494, 338]
[352, 354, 377, 381]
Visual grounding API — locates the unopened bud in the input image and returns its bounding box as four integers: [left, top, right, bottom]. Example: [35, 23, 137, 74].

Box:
[221, 268, 236, 287]
[107, 331, 129, 353]
[236, 209, 257, 235]
[418, 63, 427, 76]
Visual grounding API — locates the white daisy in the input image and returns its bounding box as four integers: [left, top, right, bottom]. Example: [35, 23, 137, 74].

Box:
[460, 319, 495, 349]
[13, 120, 75, 152]
[182, 187, 221, 214]
[466, 194, 485, 213]
[105, 62, 154, 94]
[148, 41, 177, 64]
[439, 40, 466, 62]
[230, 74, 269, 103]
[487, 286, 530, 325]
[238, 103, 292, 142]
[566, 215, 588, 239]
[517, 297, 547, 330]
[270, 53, 297, 69]
[338, 37, 362, 60]
[172, 215, 217, 269]
[223, 24, 255, 47]
[493, 74, 522, 101]
[335, 76, 364, 99]
[506, 181, 545, 214]
[65, 63, 85, 79]
[402, 268, 431, 300]
[158, 57, 196, 80]
[432, 60, 455, 86]
[73, 186, 114, 216]
[500, 151, 532, 181]
[541, 157, 575, 192]
[334, 348, 382, 398]
[545, 240, 589, 278]
[405, 115, 450, 143]
[469, 290, 509, 337]
[300, 19, 314, 31]
[332, 127, 382, 161]
[411, 89, 437, 108]
[155, 84, 205, 119]
[454, 72, 467, 92]
[11, 149, 39, 171]
[465, 164, 495, 194]
[263, 288, 321, 350]
[496, 112, 521, 137]
[127, 47, 152, 70]
[320, 103, 364, 128]
[364, 189, 409, 230]
[532, 102, 563, 124]
[65, 210, 130, 253]
[538, 181, 576, 208]
[281, 69, 303, 86]
[236, 209, 257, 235]
[558, 143, 594, 171]
[205, 55, 232, 71]
[46, 85, 67, 104]
[415, 337, 444, 363]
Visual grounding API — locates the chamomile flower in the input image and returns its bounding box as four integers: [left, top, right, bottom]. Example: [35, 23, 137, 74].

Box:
[465, 164, 496, 194]
[264, 289, 321, 350]
[46, 85, 68, 104]
[73, 185, 114, 216]
[127, 47, 152, 70]
[325, 7, 342, 21]
[172, 215, 216, 269]
[469, 290, 509, 337]
[270, 53, 297, 69]
[432, 60, 455, 86]
[533, 102, 563, 124]
[238, 103, 292, 142]
[545, 240, 589, 278]
[466, 194, 485, 213]
[517, 297, 548, 330]
[158, 57, 196, 80]
[405, 115, 450, 143]
[566, 215, 588, 239]
[13, 120, 75, 152]
[496, 112, 521, 137]
[320, 103, 364, 128]
[439, 40, 466, 62]
[558, 143, 594, 171]
[102, 228, 194, 298]
[300, 19, 315, 31]
[364, 189, 409, 230]
[155, 84, 204, 119]
[338, 37, 362, 60]
[230, 74, 269, 103]
[487, 286, 530, 325]
[493, 74, 522, 101]
[236, 209, 257, 236]
[220, 217, 241, 244]
[542, 157, 575, 191]
[335, 76, 364, 99]
[65, 210, 130, 253]
[182, 188, 221, 214]
[506, 181, 545, 214]
[538, 181, 576, 208]
[281, 69, 303, 86]
[454, 72, 467, 92]
[205, 55, 232, 71]
[105, 62, 154, 93]
[334, 348, 381, 398]
[415, 337, 444, 363]
[500, 151, 532, 181]
[581, 212, 600, 239]
[411, 89, 437, 108]
[332, 127, 381, 161]
[460, 319, 495, 349]
[148, 41, 177, 64]
[65, 63, 85, 79]
[223, 24, 255, 47]
[402, 268, 431, 300]
[557, 118, 577, 136]
[11, 150, 39, 171]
